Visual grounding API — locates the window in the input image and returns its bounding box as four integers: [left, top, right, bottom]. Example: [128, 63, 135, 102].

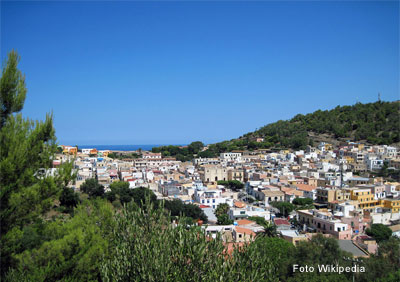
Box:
[238, 234, 242, 238]
[212, 199, 215, 203]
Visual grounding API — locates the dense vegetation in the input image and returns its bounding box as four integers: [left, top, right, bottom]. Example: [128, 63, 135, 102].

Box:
[80, 179, 208, 222]
[198, 101, 400, 156]
[366, 224, 393, 243]
[108, 151, 141, 160]
[0, 51, 77, 277]
[217, 180, 244, 191]
[2, 51, 400, 282]
[151, 141, 204, 161]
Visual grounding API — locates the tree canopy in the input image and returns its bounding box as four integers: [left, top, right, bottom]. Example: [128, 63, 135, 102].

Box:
[151, 141, 205, 161]
[366, 224, 392, 243]
[217, 180, 244, 191]
[0, 50, 80, 277]
[199, 101, 400, 155]
[80, 178, 105, 198]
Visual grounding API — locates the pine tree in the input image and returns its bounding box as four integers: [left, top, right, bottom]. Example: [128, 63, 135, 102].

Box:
[0, 50, 66, 276]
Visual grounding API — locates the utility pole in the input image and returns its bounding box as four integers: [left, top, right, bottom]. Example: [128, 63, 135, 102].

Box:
[378, 92, 381, 102]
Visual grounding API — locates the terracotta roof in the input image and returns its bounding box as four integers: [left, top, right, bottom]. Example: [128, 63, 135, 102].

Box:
[296, 184, 317, 192]
[234, 201, 246, 208]
[286, 190, 303, 197]
[237, 219, 255, 226]
[235, 226, 256, 236]
[274, 218, 290, 226]
[280, 187, 293, 193]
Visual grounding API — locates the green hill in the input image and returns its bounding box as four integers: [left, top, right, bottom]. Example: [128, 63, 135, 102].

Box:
[199, 101, 400, 157]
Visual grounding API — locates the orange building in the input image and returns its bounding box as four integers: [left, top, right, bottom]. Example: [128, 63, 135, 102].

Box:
[62, 145, 77, 155]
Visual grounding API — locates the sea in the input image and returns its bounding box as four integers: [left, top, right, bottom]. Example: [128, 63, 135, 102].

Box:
[77, 144, 183, 151]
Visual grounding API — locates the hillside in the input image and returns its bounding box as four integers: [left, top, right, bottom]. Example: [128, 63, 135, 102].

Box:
[198, 101, 400, 157]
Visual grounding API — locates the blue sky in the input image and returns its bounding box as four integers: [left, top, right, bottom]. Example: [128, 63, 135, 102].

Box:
[1, 1, 399, 145]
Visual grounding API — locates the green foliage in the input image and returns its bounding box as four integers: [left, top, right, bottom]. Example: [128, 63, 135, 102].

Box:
[292, 198, 315, 210]
[109, 181, 132, 205]
[248, 216, 268, 226]
[199, 101, 400, 155]
[6, 199, 114, 281]
[214, 203, 230, 218]
[217, 180, 244, 191]
[180, 203, 208, 223]
[59, 187, 80, 211]
[366, 224, 393, 243]
[163, 198, 184, 217]
[0, 50, 27, 128]
[130, 187, 158, 207]
[270, 201, 295, 217]
[108, 152, 140, 160]
[101, 199, 278, 282]
[80, 178, 105, 198]
[244, 237, 294, 280]
[164, 199, 207, 222]
[152, 141, 204, 161]
[292, 197, 313, 206]
[0, 51, 71, 276]
[289, 234, 353, 281]
[351, 237, 400, 282]
[256, 221, 278, 238]
[216, 214, 233, 225]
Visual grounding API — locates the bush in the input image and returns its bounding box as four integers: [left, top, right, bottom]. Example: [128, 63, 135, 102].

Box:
[366, 224, 392, 242]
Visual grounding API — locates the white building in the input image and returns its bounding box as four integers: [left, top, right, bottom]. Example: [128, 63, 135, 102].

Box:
[220, 152, 242, 162]
[228, 206, 271, 221]
[82, 148, 94, 155]
[194, 188, 233, 209]
[366, 159, 384, 171]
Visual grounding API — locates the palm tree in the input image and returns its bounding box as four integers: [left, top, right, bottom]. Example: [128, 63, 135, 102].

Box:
[257, 221, 278, 238]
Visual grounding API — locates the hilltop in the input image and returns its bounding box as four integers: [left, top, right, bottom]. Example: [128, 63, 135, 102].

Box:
[198, 101, 400, 157]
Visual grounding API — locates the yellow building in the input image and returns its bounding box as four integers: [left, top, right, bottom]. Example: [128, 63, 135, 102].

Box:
[98, 150, 110, 157]
[348, 188, 380, 210]
[316, 188, 350, 203]
[345, 156, 355, 164]
[62, 146, 77, 155]
[382, 198, 400, 213]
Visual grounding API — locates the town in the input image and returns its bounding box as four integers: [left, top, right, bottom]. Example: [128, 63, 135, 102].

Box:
[59, 140, 400, 257]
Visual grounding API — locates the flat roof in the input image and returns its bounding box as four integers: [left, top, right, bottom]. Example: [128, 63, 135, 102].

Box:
[338, 240, 367, 257]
